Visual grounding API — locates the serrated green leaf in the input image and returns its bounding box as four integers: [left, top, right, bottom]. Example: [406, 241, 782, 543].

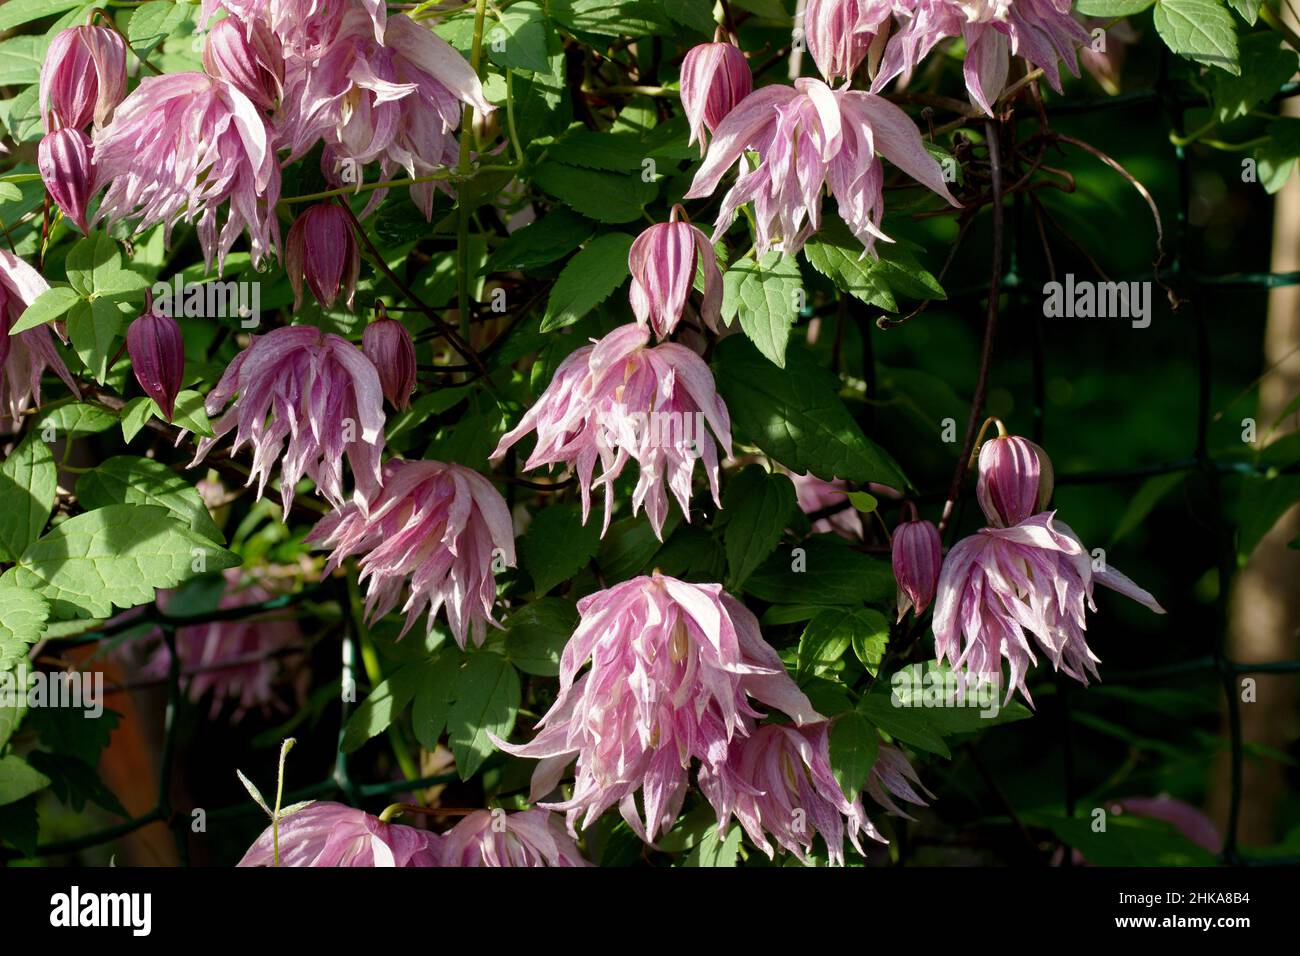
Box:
[1153, 0, 1239, 75]
[722, 465, 796, 588]
[3, 504, 240, 619]
[504, 597, 579, 676]
[550, 0, 673, 37]
[856, 693, 950, 757]
[447, 652, 520, 779]
[519, 503, 602, 596]
[746, 537, 895, 606]
[65, 232, 120, 297]
[9, 285, 81, 334]
[411, 654, 463, 750]
[484, 209, 594, 273]
[804, 220, 945, 311]
[486, 1, 554, 73]
[67, 299, 123, 384]
[798, 607, 888, 678]
[0, 433, 57, 563]
[532, 163, 657, 223]
[1211, 34, 1296, 122]
[0, 584, 48, 673]
[0, 755, 49, 807]
[828, 712, 878, 802]
[539, 233, 634, 332]
[721, 252, 802, 368]
[31, 402, 118, 441]
[1075, 0, 1156, 14]
[76, 456, 223, 544]
[128, 0, 191, 56]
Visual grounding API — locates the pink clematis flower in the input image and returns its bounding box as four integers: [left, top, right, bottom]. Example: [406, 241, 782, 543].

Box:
[39, 24, 127, 133]
[239, 801, 441, 866]
[493, 573, 821, 842]
[864, 744, 934, 817]
[0, 250, 79, 431]
[439, 809, 590, 867]
[306, 458, 516, 649]
[142, 569, 305, 720]
[803, 0, 894, 85]
[699, 721, 884, 866]
[203, 13, 285, 111]
[491, 324, 733, 540]
[38, 129, 95, 234]
[872, 0, 1089, 115]
[628, 206, 723, 339]
[93, 72, 280, 271]
[684, 77, 958, 256]
[190, 325, 386, 511]
[281, 8, 493, 219]
[680, 37, 752, 154]
[933, 512, 1164, 705]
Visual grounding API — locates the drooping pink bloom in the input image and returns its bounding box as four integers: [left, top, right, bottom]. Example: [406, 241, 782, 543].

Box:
[864, 744, 934, 817]
[699, 721, 883, 866]
[281, 8, 493, 219]
[362, 317, 416, 410]
[126, 295, 185, 420]
[306, 458, 516, 648]
[680, 38, 752, 154]
[284, 204, 360, 311]
[1107, 796, 1219, 853]
[685, 77, 958, 256]
[39, 24, 127, 132]
[892, 516, 942, 621]
[872, 0, 1089, 115]
[142, 569, 305, 720]
[38, 129, 95, 234]
[203, 13, 285, 111]
[933, 512, 1164, 705]
[191, 325, 386, 511]
[490, 324, 733, 540]
[439, 809, 590, 867]
[493, 573, 821, 842]
[0, 250, 79, 431]
[976, 433, 1053, 527]
[628, 207, 723, 339]
[788, 471, 864, 539]
[93, 72, 280, 271]
[239, 801, 441, 866]
[803, 0, 894, 85]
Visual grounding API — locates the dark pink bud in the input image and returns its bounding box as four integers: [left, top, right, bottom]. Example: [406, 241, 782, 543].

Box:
[976, 435, 1054, 527]
[39, 25, 127, 132]
[38, 129, 95, 234]
[285, 204, 360, 311]
[892, 518, 942, 622]
[202, 15, 284, 111]
[127, 298, 185, 421]
[679, 41, 751, 154]
[362, 318, 416, 411]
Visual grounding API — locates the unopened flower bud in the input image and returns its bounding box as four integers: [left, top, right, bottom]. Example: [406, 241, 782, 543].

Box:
[38, 129, 95, 234]
[285, 204, 360, 311]
[892, 518, 942, 622]
[362, 317, 416, 411]
[680, 39, 751, 154]
[127, 296, 184, 421]
[976, 435, 1054, 527]
[39, 25, 127, 132]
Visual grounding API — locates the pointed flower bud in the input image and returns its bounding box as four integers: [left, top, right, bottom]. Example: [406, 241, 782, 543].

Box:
[362, 316, 416, 411]
[202, 14, 285, 111]
[976, 434, 1054, 527]
[804, 0, 893, 86]
[38, 129, 95, 234]
[126, 292, 185, 421]
[285, 203, 360, 311]
[891, 516, 942, 622]
[628, 206, 723, 339]
[680, 37, 752, 154]
[39, 24, 127, 132]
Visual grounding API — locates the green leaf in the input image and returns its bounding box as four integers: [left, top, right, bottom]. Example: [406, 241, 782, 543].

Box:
[128, 0, 192, 56]
[120, 397, 155, 443]
[660, 0, 718, 32]
[849, 607, 890, 675]
[1224, 0, 1260, 23]
[846, 491, 878, 513]
[856, 693, 951, 757]
[1211, 33, 1297, 122]
[486, 2, 555, 73]
[67, 299, 123, 384]
[0, 0, 86, 31]
[827, 712, 878, 802]
[722, 466, 796, 589]
[65, 232, 121, 297]
[0, 755, 49, 807]
[1020, 810, 1217, 866]
[0, 37, 43, 86]
[485, 209, 594, 272]
[1152, 0, 1239, 75]
[803, 221, 944, 311]
[340, 662, 427, 753]
[550, 0, 673, 37]
[0, 584, 48, 672]
[798, 607, 888, 678]
[0, 433, 57, 563]
[596, 511, 682, 582]
[721, 252, 802, 368]
[411, 654, 463, 751]
[9, 285, 81, 335]
[548, 129, 654, 172]
[2, 504, 241, 620]
[1109, 471, 1185, 545]
[519, 504, 601, 596]
[447, 652, 520, 779]
[540, 233, 634, 332]
[1075, 0, 1156, 14]
[683, 821, 744, 866]
[31, 401, 118, 441]
[532, 162, 657, 223]
[169, 390, 214, 437]
[76, 456, 223, 544]
[1256, 117, 1300, 194]
[504, 597, 579, 675]
[746, 537, 894, 606]
[713, 336, 908, 488]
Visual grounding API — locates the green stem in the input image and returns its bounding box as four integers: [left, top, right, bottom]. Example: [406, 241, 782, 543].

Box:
[456, 0, 491, 342]
[273, 737, 296, 867]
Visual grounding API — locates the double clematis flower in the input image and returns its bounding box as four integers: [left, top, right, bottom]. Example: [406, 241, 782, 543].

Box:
[685, 77, 958, 256]
[239, 801, 441, 866]
[493, 573, 822, 842]
[439, 809, 589, 867]
[191, 325, 386, 512]
[933, 432, 1164, 704]
[306, 458, 516, 649]
[93, 72, 280, 271]
[0, 250, 79, 432]
[491, 324, 732, 540]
